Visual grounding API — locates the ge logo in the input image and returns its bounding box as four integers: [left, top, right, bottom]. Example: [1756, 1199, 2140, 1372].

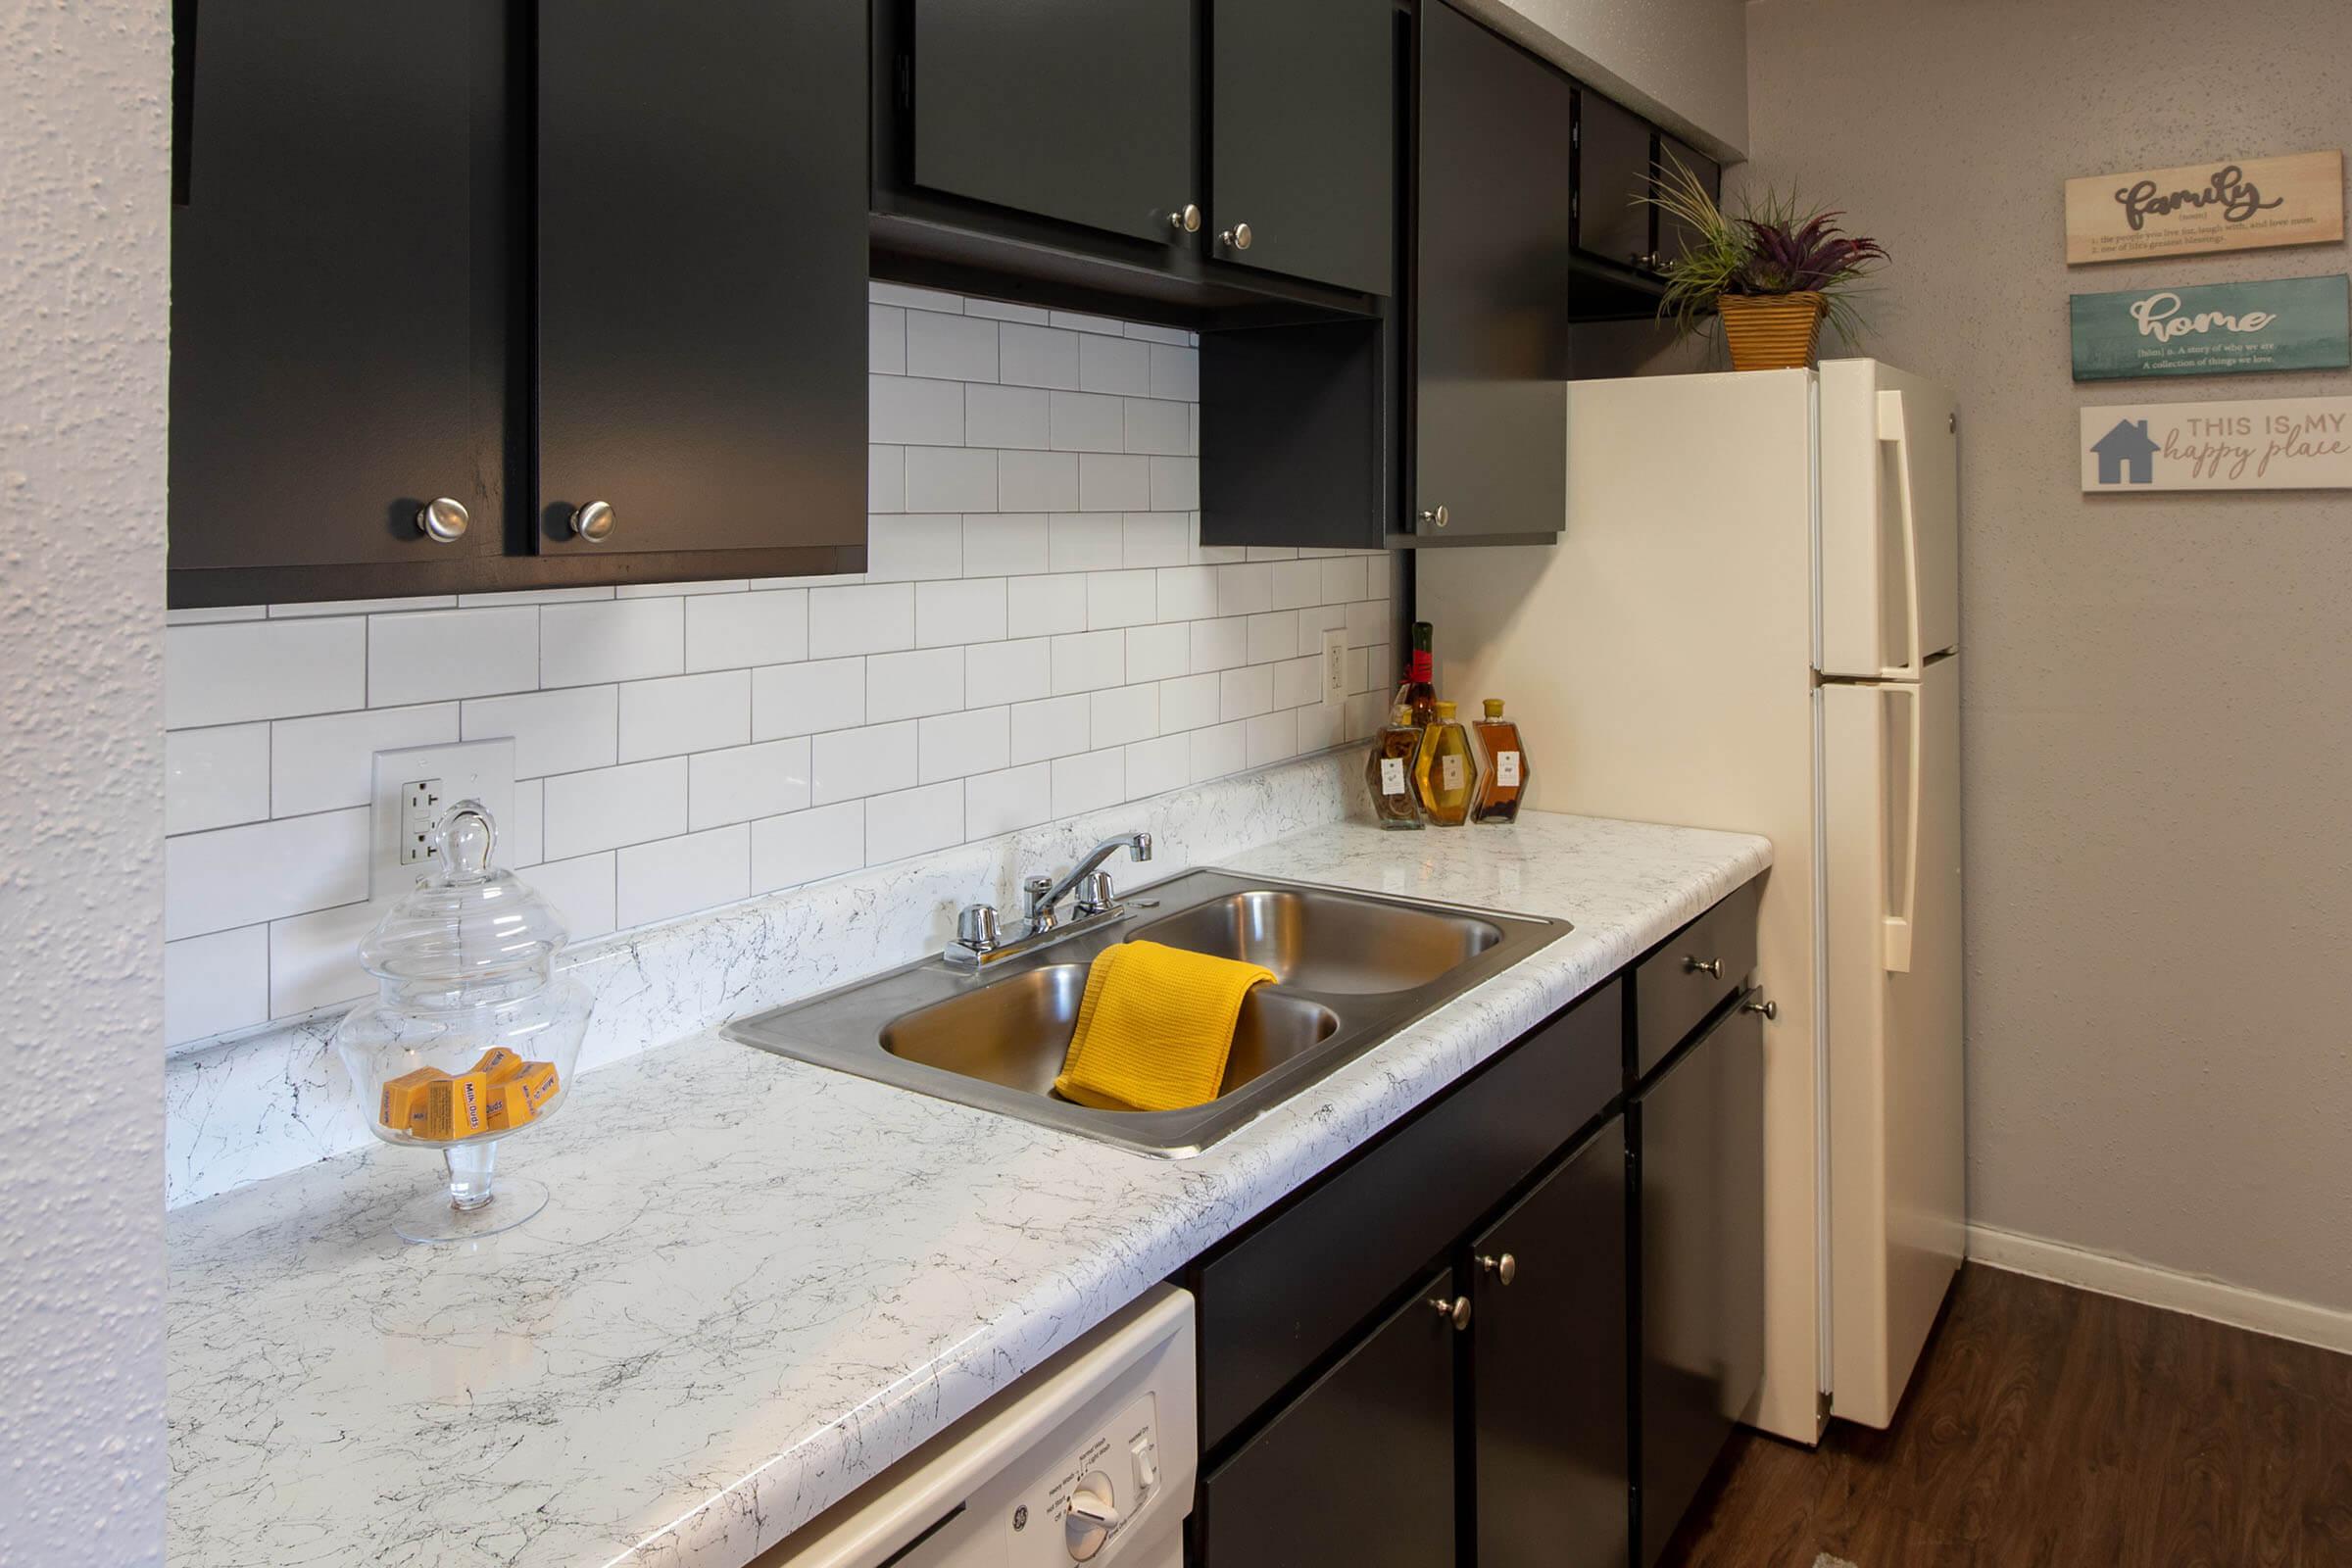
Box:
[1012, 1505, 1029, 1532]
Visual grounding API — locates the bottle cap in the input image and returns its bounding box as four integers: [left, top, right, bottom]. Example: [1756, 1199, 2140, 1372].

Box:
[1435, 700, 1457, 719]
[1484, 698, 1504, 719]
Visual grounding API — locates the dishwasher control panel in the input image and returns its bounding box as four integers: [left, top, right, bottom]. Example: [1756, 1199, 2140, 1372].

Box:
[1008, 1393, 1161, 1564]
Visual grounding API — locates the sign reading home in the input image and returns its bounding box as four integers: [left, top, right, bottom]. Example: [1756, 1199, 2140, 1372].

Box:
[2080, 397, 2352, 491]
[2064, 150, 2344, 264]
[2070, 274, 2351, 380]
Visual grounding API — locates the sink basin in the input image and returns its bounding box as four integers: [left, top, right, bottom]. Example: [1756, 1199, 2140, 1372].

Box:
[1130, 889, 1503, 995]
[726, 868, 1571, 1156]
[881, 963, 1340, 1097]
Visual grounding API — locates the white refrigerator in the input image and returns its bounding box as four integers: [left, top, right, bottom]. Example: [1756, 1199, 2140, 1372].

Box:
[1419, 360, 1965, 1443]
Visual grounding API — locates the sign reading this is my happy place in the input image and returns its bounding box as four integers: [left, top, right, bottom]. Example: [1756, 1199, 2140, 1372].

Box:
[2070, 274, 2351, 381]
[2065, 150, 2343, 265]
[2080, 396, 2352, 492]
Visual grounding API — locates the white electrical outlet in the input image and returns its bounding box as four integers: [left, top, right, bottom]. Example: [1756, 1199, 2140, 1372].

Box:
[371, 739, 516, 897]
[1320, 626, 1349, 711]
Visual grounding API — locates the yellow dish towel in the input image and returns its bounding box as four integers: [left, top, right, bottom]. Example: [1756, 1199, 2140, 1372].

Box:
[1054, 941, 1275, 1112]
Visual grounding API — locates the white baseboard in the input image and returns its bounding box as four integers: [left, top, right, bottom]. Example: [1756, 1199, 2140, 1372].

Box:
[1967, 1223, 2352, 1357]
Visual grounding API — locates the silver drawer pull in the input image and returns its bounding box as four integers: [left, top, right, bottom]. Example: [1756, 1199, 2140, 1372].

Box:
[1429, 1295, 1472, 1331]
[1683, 956, 1723, 978]
[1743, 998, 1778, 1020]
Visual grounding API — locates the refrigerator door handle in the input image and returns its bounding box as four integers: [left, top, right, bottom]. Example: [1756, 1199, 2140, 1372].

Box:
[1885, 684, 1922, 973]
[1876, 389, 1924, 682]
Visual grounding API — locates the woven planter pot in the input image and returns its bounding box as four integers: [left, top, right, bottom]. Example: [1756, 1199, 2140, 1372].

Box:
[1718, 291, 1827, 371]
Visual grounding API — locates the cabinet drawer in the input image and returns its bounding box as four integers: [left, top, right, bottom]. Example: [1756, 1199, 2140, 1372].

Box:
[1633, 880, 1759, 1079]
[1196, 980, 1619, 1447]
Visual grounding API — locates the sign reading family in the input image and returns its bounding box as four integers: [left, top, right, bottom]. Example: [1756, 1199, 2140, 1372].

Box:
[2069, 274, 2351, 381]
[2064, 150, 2344, 264]
[2079, 396, 2352, 491]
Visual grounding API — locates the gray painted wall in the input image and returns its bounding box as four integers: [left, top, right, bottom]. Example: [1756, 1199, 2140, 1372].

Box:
[1460, 0, 1748, 158]
[0, 4, 171, 1562]
[1733, 0, 2351, 1311]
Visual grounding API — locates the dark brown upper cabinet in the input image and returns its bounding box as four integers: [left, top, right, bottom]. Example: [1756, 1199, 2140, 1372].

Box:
[168, 3, 867, 609]
[535, 0, 866, 570]
[1653, 131, 1726, 274]
[1573, 87, 1655, 272]
[169, 4, 515, 603]
[1208, 0, 1396, 297]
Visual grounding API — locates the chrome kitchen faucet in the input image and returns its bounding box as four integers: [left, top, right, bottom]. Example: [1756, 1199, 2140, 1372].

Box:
[945, 831, 1152, 970]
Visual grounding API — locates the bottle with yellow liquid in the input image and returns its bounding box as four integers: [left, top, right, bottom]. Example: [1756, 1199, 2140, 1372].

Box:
[1412, 700, 1479, 826]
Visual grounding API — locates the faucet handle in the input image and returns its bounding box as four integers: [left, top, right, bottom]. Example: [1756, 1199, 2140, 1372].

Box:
[1072, 869, 1116, 916]
[1023, 874, 1059, 933]
[955, 904, 1002, 956]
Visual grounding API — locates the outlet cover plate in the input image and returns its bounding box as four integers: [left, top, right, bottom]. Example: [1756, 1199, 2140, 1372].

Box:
[370, 739, 516, 898]
[1320, 627, 1349, 711]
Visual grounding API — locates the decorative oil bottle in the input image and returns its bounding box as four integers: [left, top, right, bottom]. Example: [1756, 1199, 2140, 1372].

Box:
[1366, 706, 1426, 829]
[1470, 699, 1529, 824]
[1412, 700, 1479, 826]
[1392, 620, 1437, 725]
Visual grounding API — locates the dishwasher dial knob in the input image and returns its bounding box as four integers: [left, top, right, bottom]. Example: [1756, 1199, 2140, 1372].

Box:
[1065, 1471, 1118, 1561]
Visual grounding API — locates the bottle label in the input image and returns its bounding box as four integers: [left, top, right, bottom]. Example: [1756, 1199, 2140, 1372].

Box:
[1408, 652, 1433, 682]
[1496, 751, 1521, 787]
[1379, 757, 1407, 796]
[1441, 753, 1464, 792]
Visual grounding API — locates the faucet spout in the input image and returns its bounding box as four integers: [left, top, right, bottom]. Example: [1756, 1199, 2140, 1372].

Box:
[1024, 832, 1152, 929]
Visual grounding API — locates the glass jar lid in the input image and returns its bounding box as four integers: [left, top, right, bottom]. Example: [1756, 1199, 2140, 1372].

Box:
[358, 803, 571, 987]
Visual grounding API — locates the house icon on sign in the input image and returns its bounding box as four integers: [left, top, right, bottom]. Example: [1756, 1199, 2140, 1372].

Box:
[2091, 417, 2160, 484]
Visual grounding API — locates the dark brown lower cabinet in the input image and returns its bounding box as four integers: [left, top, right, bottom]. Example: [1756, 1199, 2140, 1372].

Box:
[1471, 1118, 1630, 1568]
[1199, 1269, 1460, 1568]
[1632, 995, 1767, 1568]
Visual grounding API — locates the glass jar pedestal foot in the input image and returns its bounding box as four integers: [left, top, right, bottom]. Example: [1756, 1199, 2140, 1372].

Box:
[393, 1141, 549, 1244]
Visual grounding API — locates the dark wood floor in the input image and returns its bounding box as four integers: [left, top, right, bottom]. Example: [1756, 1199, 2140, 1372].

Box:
[1659, 1263, 2352, 1568]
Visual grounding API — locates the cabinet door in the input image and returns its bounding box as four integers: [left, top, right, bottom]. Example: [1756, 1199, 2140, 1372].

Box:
[169, 4, 510, 581]
[1210, 0, 1396, 295]
[1634, 997, 1766, 1567]
[536, 1, 866, 562]
[1415, 2, 1573, 541]
[909, 0, 1196, 246]
[1200, 1269, 1459, 1567]
[1574, 89, 1656, 270]
[1472, 1118, 1630, 1568]
[1652, 133, 1723, 276]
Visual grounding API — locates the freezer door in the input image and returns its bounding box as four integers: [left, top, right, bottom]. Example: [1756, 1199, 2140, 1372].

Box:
[1819, 657, 1964, 1429]
[1818, 361, 1960, 679]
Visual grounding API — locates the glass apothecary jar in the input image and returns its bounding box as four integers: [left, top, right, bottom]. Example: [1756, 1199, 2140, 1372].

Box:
[332, 803, 594, 1243]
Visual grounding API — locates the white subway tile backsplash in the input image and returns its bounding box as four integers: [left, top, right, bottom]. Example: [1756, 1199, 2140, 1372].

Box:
[964, 762, 1054, 839]
[751, 802, 864, 893]
[542, 599, 682, 688]
[1006, 573, 1087, 637]
[1149, 343, 1200, 401]
[997, 450, 1080, 511]
[1273, 655, 1324, 711]
[271, 703, 459, 817]
[368, 607, 539, 707]
[1124, 733, 1189, 799]
[1090, 683, 1158, 748]
[1051, 629, 1125, 695]
[1215, 563, 1276, 618]
[1124, 398, 1190, 457]
[1079, 453, 1151, 512]
[1123, 512, 1189, 569]
[457, 586, 614, 607]
[1247, 610, 1300, 665]
[1085, 569, 1156, 630]
[1320, 556, 1370, 605]
[869, 374, 965, 446]
[1050, 390, 1127, 454]
[901, 449, 997, 515]
[268, 899, 380, 1017]
[164, 808, 370, 940]
[1156, 565, 1218, 622]
[916, 578, 1007, 648]
[1246, 708, 1298, 767]
[1047, 512, 1124, 572]
[269, 595, 455, 618]
[1052, 748, 1127, 816]
[752, 657, 868, 740]
[1149, 455, 1200, 512]
[689, 738, 812, 831]
[617, 670, 751, 762]
[1346, 598, 1388, 648]
[1008, 694, 1091, 764]
[530, 852, 617, 941]
[1123, 320, 1189, 346]
[1191, 720, 1246, 782]
[917, 706, 1010, 785]
[868, 305, 906, 373]
[616, 578, 747, 600]
[541, 758, 689, 859]
[165, 926, 269, 1046]
[166, 618, 365, 728]
[906, 310, 999, 382]
[167, 604, 266, 624]
[1078, 333, 1151, 396]
[1219, 663, 1273, 721]
[811, 720, 919, 805]
[463, 684, 618, 779]
[867, 647, 966, 724]
[1125, 622, 1189, 684]
[965, 296, 1052, 325]
[1159, 672, 1220, 732]
[964, 383, 1051, 450]
[963, 514, 1050, 577]
[870, 443, 908, 514]
[1190, 616, 1249, 673]
[166, 723, 270, 835]
[1296, 701, 1342, 754]
[1051, 309, 1127, 336]
[618, 824, 750, 929]
[864, 781, 963, 863]
[686, 589, 809, 673]
[808, 583, 916, 657]
[508, 778, 545, 866]
[869, 280, 963, 313]
[964, 637, 1054, 706]
[999, 323, 1083, 389]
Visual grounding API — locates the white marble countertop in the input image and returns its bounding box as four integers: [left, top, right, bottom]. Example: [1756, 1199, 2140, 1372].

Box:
[167, 811, 1770, 1568]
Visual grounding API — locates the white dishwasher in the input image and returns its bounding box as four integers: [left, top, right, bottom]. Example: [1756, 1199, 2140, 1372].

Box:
[761, 1287, 1198, 1568]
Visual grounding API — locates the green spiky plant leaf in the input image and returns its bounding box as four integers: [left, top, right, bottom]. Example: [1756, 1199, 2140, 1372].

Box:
[1642, 155, 1886, 347]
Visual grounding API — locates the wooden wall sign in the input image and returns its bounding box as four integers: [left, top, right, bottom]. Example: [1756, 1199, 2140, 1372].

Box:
[2065, 150, 2343, 265]
[2070, 274, 2351, 381]
[2080, 396, 2352, 491]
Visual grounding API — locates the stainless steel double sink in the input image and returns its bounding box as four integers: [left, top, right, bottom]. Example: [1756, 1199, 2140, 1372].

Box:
[725, 868, 1572, 1156]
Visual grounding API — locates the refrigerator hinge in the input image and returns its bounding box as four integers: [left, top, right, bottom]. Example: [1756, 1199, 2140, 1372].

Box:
[1816, 1388, 1833, 1436]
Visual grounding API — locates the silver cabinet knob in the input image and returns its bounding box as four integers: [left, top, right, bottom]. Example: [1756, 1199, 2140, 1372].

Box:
[1430, 1295, 1472, 1331]
[1219, 221, 1252, 251]
[1477, 1252, 1518, 1286]
[1743, 997, 1779, 1020]
[416, 497, 469, 543]
[1684, 956, 1723, 978]
[1417, 505, 1450, 530]
[1169, 203, 1202, 233]
[570, 500, 615, 542]
[955, 904, 1001, 956]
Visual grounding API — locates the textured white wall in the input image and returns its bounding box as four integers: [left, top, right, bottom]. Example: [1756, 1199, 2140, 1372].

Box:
[0, 3, 171, 1563]
[1454, 0, 1748, 157]
[1737, 0, 2352, 1311]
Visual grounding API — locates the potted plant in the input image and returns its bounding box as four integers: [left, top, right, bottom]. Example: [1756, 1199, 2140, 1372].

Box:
[1645, 161, 1887, 371]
